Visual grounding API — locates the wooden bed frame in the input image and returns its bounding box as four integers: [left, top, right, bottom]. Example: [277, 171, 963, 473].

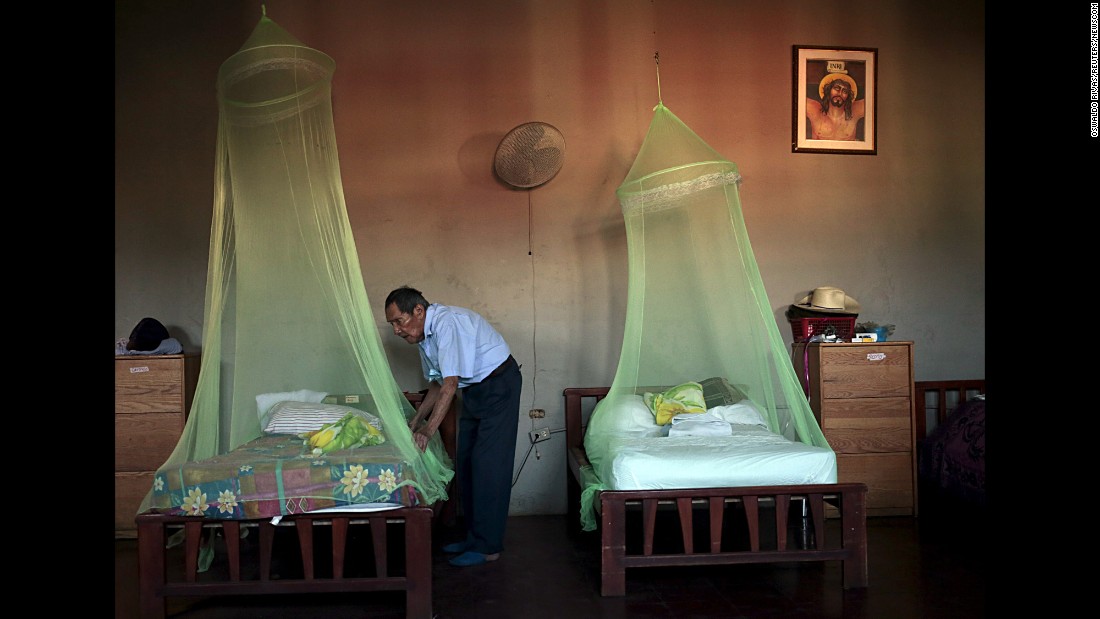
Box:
[564, 387, 868, 596]
[914, 379, 986, 439]
[914, 379, 985, 515]
[136, 391, 456, 619]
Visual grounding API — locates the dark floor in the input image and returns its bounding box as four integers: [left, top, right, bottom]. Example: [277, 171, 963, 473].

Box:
[115, 501, 986, 619]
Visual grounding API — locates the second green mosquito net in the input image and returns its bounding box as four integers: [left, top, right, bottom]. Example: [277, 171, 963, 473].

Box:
[577, 103, 832, 530]
[139, 15, 452, 515]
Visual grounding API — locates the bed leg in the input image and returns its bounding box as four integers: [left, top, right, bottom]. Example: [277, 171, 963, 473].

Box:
[183, 520, 203, 581]
[259, 520, 276, 581]
[774, 495, 789, 551]
[331, 517, 349, 579]
[601, 498, 627, 596]
[295, 519, 315, 580]
[809, 494, 825, 550]
[708, 497, 724, 553]
[404, 509, 433, 619]
[841, 486, 869, 588]
[675, 498, 694, 554]
[743, 496, 760, 552]
[136, 515, 167, 619]
[222, 521, 241, 580]
[641, 499, 657, 555]
[370, 515, 389, 577]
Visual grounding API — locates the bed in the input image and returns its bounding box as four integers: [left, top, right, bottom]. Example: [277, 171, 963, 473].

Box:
[915, 380, 986, 513]
[564, 386, 868, 596]
[136, 391, 455, 619]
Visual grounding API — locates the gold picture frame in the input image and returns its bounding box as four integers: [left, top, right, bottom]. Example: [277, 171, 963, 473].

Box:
[793, 45, 878, 155]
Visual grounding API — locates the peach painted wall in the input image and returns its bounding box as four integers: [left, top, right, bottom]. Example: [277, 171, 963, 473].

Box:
[115, 0, 984, 516]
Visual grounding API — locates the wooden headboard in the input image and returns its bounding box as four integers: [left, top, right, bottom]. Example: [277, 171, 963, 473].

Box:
[914, 379, 985, 439]
[563, 387, 608, 450]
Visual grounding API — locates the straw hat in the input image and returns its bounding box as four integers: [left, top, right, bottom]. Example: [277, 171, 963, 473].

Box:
[792, 286, 861, 315]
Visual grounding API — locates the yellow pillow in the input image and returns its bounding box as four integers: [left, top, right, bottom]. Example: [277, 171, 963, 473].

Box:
[643, 381, 707, 426]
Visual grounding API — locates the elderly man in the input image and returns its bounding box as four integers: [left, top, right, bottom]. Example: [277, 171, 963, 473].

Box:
[384, 285, 521, 568]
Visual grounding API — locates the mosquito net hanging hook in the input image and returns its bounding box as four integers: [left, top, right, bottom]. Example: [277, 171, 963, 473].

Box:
[654, 51, 662, 106]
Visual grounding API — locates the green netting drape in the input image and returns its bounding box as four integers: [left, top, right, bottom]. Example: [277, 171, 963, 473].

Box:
[577, 103, 832, 530]
[139, 14, 452, 515]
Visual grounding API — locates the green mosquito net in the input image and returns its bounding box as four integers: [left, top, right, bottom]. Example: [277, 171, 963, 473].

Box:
[577, 103, 832, 530]
[139, 14, 453, 515]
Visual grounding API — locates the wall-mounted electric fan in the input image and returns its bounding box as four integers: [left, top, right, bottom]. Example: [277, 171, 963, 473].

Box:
[493, 121, 566, 189]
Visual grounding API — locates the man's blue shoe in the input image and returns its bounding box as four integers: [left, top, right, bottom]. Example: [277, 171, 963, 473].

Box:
[441, 541, 469, 554]
[448, 551, 500, 567]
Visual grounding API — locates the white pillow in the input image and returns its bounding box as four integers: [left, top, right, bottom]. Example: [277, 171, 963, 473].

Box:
[708, 401, 768, 428]
[608, 395, 666, 438]
[256, 389, 328, 430]
[262, 400, 359, 435]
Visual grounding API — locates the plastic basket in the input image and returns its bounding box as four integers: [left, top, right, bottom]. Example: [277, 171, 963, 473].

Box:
[789, 317, 856, 342]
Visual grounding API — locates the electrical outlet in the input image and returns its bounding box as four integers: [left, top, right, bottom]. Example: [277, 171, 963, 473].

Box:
[529, 427, 550, 443]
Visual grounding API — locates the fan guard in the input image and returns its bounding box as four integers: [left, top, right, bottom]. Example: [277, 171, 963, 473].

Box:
[493, 121, 565, 189]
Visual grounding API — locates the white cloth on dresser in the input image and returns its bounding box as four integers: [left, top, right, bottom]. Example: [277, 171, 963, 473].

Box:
[115, 337, 184, 356]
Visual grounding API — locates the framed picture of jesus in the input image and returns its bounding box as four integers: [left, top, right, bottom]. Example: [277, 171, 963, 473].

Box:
[793, 45, 878, 155]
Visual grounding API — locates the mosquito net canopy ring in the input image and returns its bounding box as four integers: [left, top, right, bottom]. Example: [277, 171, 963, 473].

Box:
[138, 14, 453, 515]
[577, 103, 833, 531]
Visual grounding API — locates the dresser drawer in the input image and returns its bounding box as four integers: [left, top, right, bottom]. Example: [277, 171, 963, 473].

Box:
[115, 353, 199, 536]
[794, 341, 916, 516]
[116, 357, 185, 414]
[115, 471, 155, 537]
[115, 412, 184, 471]
[836, 453, 914, 511]
[818, 345, 910, 399]
[818, 397, 911, 453]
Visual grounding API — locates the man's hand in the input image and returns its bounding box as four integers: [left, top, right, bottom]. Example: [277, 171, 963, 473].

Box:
[409, 418, 429, 450]
[409, 377, 454, 452]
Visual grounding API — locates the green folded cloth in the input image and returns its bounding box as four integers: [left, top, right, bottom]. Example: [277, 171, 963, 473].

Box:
[300, 411, 385, 456]
[643, 381, 706, 426]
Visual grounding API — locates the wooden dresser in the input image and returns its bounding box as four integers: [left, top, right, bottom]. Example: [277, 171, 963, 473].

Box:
[115, 353, 200, 537]
[792, 341, 916, 516]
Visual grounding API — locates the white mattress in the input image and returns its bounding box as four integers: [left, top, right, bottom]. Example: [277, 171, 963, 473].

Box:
[598, 424, 837, 491]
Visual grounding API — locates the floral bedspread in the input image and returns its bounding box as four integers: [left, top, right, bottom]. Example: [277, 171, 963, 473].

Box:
[150, 434, 419, 519]
[918, 398, 985, 506]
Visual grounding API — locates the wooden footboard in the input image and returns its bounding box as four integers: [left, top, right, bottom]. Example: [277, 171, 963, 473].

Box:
[136, 391, 451, 619]
[136, 507, 433, 619]
[564, 387, 868, 596]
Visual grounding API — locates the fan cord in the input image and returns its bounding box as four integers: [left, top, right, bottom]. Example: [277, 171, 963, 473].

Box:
[528, 190, 537, 411]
